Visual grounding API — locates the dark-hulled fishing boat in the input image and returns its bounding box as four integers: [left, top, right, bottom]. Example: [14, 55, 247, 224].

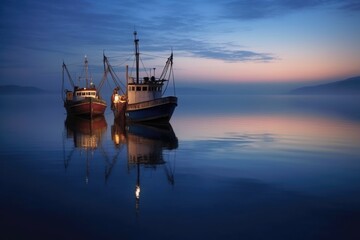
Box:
[62, 57, 107, 118]
[106, 31, 177, 123]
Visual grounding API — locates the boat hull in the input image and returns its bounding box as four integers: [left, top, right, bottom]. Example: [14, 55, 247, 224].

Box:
[125, 96, 177, 123]
[127, 123, 178, 150]
[65, 98, 107, 118]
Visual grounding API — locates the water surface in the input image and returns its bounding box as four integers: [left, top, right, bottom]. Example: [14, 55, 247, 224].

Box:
[1, 93, 360, 239]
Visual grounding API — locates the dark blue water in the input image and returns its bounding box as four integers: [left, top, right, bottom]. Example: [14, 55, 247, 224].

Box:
[1, 93, 360, 239]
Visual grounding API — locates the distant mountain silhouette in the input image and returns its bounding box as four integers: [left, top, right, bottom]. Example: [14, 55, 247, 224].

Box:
[0, 85, 47, 94]
[290, 76, 360, 95]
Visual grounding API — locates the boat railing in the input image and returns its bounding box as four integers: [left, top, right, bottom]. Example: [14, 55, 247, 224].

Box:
[127, 96, 177, 110]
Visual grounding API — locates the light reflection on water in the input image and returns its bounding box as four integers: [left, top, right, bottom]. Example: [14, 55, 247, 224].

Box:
[1, 94, 360, 239]
[174, 114, 360, 153]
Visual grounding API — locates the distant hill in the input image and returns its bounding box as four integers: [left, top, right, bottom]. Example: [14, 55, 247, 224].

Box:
[0, 85, 47, 94]
[290, 76, 360, 95]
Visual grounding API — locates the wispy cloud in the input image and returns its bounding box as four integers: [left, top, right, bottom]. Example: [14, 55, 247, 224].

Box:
[340, 1, 360, 11]
[192, 49, 275, 62]
[220, 0, 360, 20]
[2, 0, 276, 63]
[0, 0, 136, 52]
[0, 0, 356, 67]
[168, 38, 275, 62]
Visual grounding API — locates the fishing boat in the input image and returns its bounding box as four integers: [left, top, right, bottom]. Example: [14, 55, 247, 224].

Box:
[62, 57, 107, 118]
[108, 31, 177, 123]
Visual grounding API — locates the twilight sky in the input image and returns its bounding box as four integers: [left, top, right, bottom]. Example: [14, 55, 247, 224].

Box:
[1, 0, 360, 90]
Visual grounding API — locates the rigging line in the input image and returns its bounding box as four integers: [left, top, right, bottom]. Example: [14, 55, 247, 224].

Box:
[141, 53, 168, 59]
[109, 70, 126, 94]
[129, 58, 136, 77]
[171, 66, 176, 96]
[61, 64, 65, 102]
[107, 53, 133, 59]
[162, 75, 169, 95]
[162, 63, 170, 94]
[162, 66, 170, 94]
[113, 55, 135, 68]
[106, 69, 118, 90]
[109, 65, 126, 90]
[158, 54, 171, 80]
[105, 76, 113, 92]
[163, 55, 175, 95]
[108, 53, 134, 64]
[140, 57, 149, 77]
[62, 128, 75, 170]
[104, 56, 126, 91]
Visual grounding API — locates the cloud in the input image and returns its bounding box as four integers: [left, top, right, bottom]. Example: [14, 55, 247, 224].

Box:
[340, 1, 360, 11]
[167, 38, 276, 62]
[0, 0, 275, 65]
[0, 0, 136, 51]
[192, 48, 275, 62]
[220, 0, 360, 20]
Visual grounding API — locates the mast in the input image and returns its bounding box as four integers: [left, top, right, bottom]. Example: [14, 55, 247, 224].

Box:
[85, 55, 89, 88]
[126, 65, 129, 96]
[134, 31, 140, 84]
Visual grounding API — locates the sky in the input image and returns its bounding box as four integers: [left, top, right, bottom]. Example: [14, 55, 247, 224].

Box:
[0, 0, 360, 91]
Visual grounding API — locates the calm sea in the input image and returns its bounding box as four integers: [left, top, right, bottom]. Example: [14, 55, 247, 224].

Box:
[1, 93, 360, 239]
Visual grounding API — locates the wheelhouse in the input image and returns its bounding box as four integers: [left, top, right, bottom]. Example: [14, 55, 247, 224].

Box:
[127, 77, 163, 104]
[73, 87, 98, 101]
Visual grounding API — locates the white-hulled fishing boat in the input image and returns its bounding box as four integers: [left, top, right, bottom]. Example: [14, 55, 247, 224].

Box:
[107, 31, 177, 123]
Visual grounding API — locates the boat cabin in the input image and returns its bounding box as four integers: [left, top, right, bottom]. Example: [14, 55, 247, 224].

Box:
[67, 85, 98, 101]
[127, 77, 163, 104]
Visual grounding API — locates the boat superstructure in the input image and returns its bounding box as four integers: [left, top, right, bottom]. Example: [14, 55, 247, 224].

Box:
[62, 57, 107, 118]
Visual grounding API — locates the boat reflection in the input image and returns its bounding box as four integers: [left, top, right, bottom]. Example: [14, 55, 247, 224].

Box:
[65, 116, 107, 149]
[63, 115, 178, 211]
[64, 116, 114, 183]
[112, 122, 178, 211]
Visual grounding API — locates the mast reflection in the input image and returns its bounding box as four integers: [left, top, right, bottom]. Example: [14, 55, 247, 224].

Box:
[112, 122, 178, 211]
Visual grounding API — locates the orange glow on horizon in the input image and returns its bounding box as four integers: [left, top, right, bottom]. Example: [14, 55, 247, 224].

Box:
[176, 50, 360, 83]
